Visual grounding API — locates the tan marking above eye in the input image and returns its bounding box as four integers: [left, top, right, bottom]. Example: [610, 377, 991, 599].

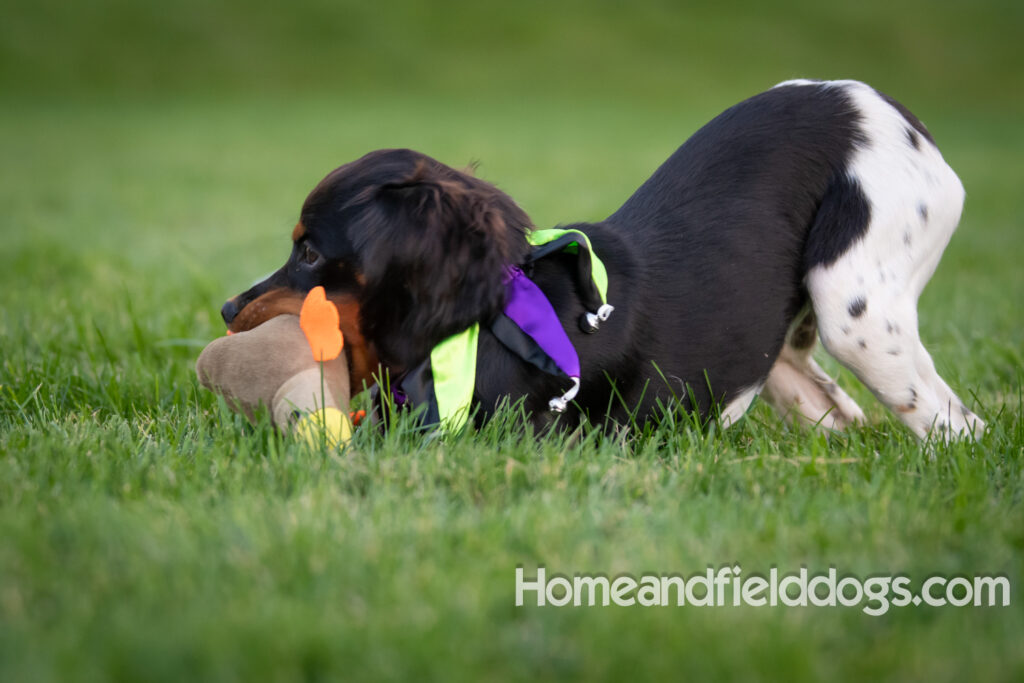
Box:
[292, 222, 306, 242]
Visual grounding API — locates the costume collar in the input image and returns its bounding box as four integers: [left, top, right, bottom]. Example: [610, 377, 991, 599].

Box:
[385, 228, 613, 431]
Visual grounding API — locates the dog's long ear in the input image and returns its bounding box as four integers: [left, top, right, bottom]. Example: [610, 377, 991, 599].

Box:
[357, 164, 532, 369]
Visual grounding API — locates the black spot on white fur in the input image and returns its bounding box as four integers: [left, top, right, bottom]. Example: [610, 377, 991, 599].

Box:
[903, 232, 912, 248]
[918, 203, 928, 222]
[899, 386, 918, 413]
[848, 297, 867, 318]
[906, 127, 921, 149]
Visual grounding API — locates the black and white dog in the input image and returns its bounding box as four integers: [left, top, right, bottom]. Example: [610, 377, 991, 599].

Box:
[223, 79, 984, 440]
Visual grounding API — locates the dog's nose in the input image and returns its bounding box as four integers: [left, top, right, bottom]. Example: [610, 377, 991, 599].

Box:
[220, 299, 239, 326]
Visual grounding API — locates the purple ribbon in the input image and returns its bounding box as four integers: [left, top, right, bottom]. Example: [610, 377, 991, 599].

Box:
[503, 266, 580, 379]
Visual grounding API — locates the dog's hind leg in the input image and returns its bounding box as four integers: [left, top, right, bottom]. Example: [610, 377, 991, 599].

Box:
[812, 286, 984, 440]
[805, 84, 984, 440]
[761, 308, 866, 431]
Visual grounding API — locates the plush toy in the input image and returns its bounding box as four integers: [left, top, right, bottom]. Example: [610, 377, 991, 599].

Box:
[195, 288, 354, 444]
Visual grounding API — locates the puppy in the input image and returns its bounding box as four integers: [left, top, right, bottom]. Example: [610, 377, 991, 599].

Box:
[222, 79, 984, 439]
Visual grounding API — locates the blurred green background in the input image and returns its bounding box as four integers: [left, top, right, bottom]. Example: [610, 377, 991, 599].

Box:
[2, 0, 1021, 319]
[3, 0, 1022, 107]
[1, 0, 1022, 681]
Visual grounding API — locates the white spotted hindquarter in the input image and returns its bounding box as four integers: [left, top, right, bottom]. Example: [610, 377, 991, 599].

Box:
[804, 81, 984, 439]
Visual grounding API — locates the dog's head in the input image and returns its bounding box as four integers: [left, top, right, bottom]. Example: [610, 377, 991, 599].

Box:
[222, 148, 533, 385]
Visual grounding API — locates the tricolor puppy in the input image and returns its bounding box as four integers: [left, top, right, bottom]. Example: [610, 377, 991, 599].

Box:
[222, 79, 984, 439]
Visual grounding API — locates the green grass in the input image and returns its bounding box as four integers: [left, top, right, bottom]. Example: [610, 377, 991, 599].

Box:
[1, 1, 1023, 681]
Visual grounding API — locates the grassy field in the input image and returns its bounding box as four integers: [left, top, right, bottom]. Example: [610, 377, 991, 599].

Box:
[1, 1, 1022, 681]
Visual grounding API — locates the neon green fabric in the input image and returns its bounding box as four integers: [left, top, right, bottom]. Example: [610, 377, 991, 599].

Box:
[429, 324, 479, 430]
[423, 229, 610, 430]
[526, 228, 610, 304]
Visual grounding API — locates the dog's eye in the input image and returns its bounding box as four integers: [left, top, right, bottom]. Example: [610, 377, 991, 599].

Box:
[302, 244, 321, 266]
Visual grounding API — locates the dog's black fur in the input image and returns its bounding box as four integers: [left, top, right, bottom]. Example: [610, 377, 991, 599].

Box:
[225, 84, 877, 429]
